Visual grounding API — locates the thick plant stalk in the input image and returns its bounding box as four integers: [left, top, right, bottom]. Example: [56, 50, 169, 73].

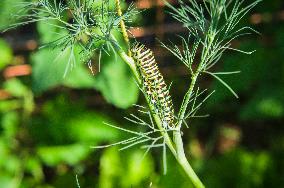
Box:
[113, 3, 205, 187]
[174, 131, 205, 188]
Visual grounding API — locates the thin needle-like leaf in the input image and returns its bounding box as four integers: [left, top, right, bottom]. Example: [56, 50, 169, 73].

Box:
[213, 71, 241, 75]
[205, 71, 239, 98]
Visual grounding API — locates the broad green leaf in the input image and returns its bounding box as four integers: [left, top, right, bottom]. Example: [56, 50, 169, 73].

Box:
[31, 48, 64, 92]
[99, 148, 154, 188]
[31, 20, 96, 93]
[4, 155, 21, 174]
[4, 78, 29, 97]
[0, 39, 13, 70]
[0, 176, 18, 188]
[37, 144, 90, 166]
[1, 112, 19, 140]
[24, 157, 44, 181]
[99, 147, 121, 188]
[0, 138, 9, 165]
[68, 112, 120, 143]
[31, 47, 96, 93]
[203, 149, 271, 188]
[29, 95, 121, 145]
[94, 55, 139, 109]
[33, 20, 139, 108]
[121, 150, 153, 187]
[258, 99, 284, 117]
[0, 100, 21, 112]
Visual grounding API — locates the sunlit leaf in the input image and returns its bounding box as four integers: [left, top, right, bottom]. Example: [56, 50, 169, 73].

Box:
[0, 39, 13, 70]
[121, 150, 153, 187]
[33, 20, 139, 108]
[37, 144, 90, 166]
[0, 100, 21, 112]
[4, 78, 29, 97]
[1, 112, 19, 139]
[68, 112, 120, 143]
[99, 147, 121, 188]
[24, 157, 44, 181]
[94, 54, 139, 108]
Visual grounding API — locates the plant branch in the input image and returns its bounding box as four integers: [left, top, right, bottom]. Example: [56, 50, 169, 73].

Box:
[171, 32, 217, 188]
[111, 25, 205, 188]
[114, 2, 204, 187]
[176, 73, 199, 129]
[110, 34, 176, 156]
[177, 34, 215, 129]
[174, 131, 205, 188]
[115, 0, 132, 56]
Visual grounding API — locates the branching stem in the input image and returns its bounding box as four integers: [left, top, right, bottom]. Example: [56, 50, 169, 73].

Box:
[110, 35, 176, 156]
[173, 32, 216, 188]
[177, 73, 199, 129]
[113, 2, 205, 187]
[177, 35, 215, 129]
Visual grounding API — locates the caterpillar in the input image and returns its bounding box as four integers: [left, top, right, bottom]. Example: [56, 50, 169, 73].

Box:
[131, 43, 175, 127]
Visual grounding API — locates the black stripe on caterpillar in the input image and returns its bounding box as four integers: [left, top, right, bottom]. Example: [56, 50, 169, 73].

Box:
[131, 42, 175, 127]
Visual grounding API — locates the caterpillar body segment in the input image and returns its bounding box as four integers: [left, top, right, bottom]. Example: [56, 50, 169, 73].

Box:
[131, 43, 175, 127]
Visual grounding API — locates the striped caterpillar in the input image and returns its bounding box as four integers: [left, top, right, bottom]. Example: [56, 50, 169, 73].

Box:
[131, 43, 175, 127]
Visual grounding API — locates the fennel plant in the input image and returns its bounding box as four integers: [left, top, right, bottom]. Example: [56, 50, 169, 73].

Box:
[3, 0, 261, 187]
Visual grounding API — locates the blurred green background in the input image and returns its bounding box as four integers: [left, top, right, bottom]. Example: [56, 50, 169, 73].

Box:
[0, 0, 283, 187]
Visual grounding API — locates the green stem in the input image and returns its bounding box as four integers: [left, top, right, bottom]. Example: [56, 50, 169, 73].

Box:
[176, 73, 199, 129]
[174, 131, 205, 188]
[113, 0, 176, 155]
[111, 34, 205, 187]
[111, 38, 140, 81]
[113, 2, 205, 186]
[152, 112, 177, 155]
[172, 32, 215, 188]
[115, 0, 132, 56]
[176, 34, 215, 129]
[110, 34, 176, 155]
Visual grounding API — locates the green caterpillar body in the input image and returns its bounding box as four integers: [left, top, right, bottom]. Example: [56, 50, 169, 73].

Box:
[131, 43, 174, 127]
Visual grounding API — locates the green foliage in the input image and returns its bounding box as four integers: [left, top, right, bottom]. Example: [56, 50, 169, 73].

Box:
[0, 0, 27, 30]
[31, 44, 96, 92]
[203, 149, 271, 188]
[29, 95, 119, 144]
[29, 8, 139, 108]
[4, 79, 29, 97]
[93, 54, 139, 108]
[208, 29, 284, 120]
[240, 89, 284, 120]
[68, 113, 120, 143]
[37, 144, 90, 166]
[164, 0, 261, 98]
[0, 39, 13, 69]
[0, 0, 283, 187]
[8, 0, 138, 66]
[99, 148, 154, 188]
